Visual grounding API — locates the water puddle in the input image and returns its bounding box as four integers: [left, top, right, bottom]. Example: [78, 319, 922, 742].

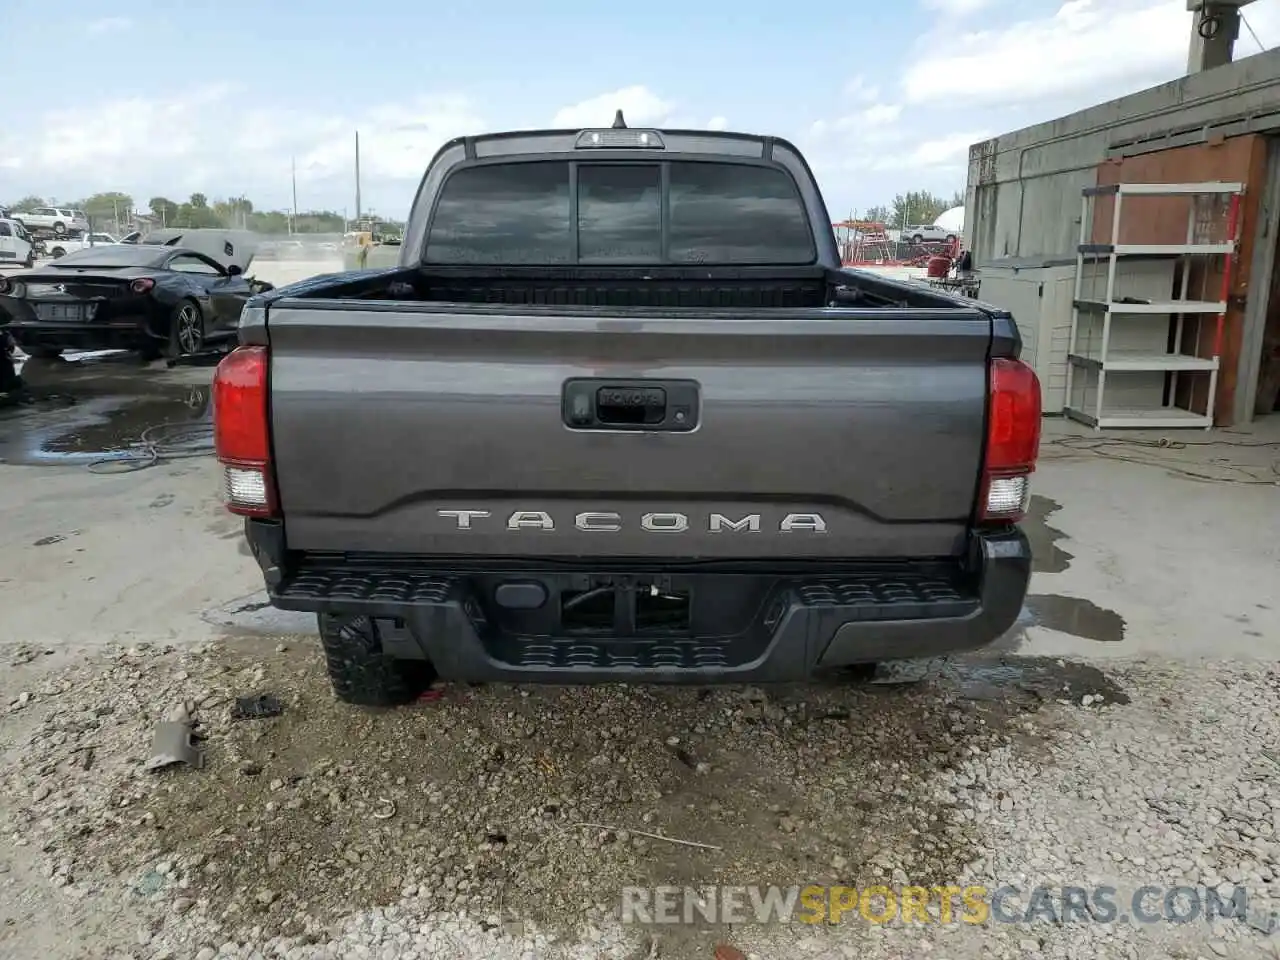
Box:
[0, 385, 210, 465]
[1023, 495, 1073, 574]
[1024, 593, 1126, 643]
[937, 655, 1130, 705]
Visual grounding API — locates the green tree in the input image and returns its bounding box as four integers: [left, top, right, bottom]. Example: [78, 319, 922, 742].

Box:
[949, 189, 965, 209]
[247, 210, 290, 234]
[864, 205, 891, 224]
[79, 192, 134, 230]
[891, 190, 952, 229]
[9, 195, 44, 213]
[149, 197, 180, 226]
[213, 196, 254, 229]
[174, 193, 220, 228]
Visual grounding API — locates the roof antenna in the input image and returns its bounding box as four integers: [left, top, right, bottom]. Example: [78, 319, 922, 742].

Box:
[612, 110, 627, 129]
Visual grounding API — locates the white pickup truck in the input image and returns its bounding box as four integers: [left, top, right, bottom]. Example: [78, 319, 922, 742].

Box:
[40, 232, 119, 259]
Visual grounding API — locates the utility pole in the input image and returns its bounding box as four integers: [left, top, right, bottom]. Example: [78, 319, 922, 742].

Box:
[291, 156, 299, 235]
[354, 130, 362, 225]
[1186, 0, 1255, 74]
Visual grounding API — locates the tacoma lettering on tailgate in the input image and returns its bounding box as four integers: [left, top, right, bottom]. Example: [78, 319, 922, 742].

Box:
[437, 509, 828, 533]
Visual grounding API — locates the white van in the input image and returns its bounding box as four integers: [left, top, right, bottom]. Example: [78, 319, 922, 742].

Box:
[0, 218, 35, 268]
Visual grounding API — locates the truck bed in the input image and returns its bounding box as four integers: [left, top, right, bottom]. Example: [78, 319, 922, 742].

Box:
[269, 263, 971, 311]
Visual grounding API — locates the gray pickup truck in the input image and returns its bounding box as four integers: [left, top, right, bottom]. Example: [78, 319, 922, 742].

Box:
[212, 117, 1042, 706]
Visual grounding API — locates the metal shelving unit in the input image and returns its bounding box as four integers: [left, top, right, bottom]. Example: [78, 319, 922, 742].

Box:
[1064, 181, 1244, 430]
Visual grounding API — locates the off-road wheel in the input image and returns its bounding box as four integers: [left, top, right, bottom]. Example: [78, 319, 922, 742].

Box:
[318, 613, 436, 707]
[53, 222, 67, 237]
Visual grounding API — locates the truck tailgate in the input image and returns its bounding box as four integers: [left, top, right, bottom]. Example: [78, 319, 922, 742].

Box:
[264, 304, 992, 559]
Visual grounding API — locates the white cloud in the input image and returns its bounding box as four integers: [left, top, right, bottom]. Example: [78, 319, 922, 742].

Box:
[803, 0, 1280, 213]
[841, 76, 882, 102]
[550, 86, 727, 133]
[85, 16, 132, 34]
[903, 0, 1280, 107]
[551, 86, 674, 128]
[920, 0, 997, 13]
[0, 80, 735, 215]
[861, 103, 904, 126]
[903, 131, 990, 168]
[808, 102, 904, 142]
[0, 85, 484, 212]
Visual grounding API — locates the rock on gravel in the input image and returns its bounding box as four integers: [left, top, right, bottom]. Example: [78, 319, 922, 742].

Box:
[1, 641, 1279, 960]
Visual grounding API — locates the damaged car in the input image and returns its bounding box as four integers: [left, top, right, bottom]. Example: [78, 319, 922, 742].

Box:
[0, 241, 273, 360]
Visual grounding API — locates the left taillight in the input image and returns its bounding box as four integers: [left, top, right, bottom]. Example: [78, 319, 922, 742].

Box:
[978, 357, 1042, 524]
[213, 345, 276, 517]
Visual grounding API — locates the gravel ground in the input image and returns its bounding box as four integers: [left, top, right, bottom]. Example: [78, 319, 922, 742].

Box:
[3, 637, 1280, 960]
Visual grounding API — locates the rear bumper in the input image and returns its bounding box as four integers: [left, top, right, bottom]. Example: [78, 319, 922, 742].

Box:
[5, 317, 160, 352]
[245, 522, 1030, 683]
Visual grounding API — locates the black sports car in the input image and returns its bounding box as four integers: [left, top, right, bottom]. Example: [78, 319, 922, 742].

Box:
[0, 243, 273, 360]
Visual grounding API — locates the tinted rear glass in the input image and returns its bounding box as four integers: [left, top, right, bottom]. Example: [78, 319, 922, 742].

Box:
[425, 160, 814, 265]
[426, 162, 571, 264]
[578, 164, 661, 264]
[668, 164, 815, 264]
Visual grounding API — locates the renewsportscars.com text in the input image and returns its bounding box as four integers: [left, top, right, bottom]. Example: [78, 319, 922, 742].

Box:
[620, 884, 1251, 926]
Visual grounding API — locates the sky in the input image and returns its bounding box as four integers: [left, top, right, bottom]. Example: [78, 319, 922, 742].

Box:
[1, 0, 1278, 222]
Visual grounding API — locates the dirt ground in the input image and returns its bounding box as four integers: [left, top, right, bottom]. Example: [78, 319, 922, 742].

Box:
[1, 351, 1279, 960]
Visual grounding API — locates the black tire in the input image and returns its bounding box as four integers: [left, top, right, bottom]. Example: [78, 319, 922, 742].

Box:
[26, 346, 63, 359]
[53, 222, 66, 237]
[165, 299, 204, 359]
[910, 234, 923, 245]
[50, 246, 66, 259]
[318, 613, 436, 707]
[946, 235, 957, 243]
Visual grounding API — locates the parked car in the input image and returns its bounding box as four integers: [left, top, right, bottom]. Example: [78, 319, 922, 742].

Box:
[904, 223, 956, 245]
[11, 206, 90, 237]
[212, 117, 1041, 707]
[42, 232, 120, 259]
[0, 218, 36, 268]
[0, 243, 273, 360]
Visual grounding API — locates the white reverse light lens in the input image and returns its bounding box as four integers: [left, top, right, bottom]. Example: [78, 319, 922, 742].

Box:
[986, 475, 1029, 516]
[224, 466, 268, 509]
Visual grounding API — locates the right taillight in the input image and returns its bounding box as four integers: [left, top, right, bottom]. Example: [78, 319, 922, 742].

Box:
[978, 357, 1041, 524]
[213, 345, 276, 517]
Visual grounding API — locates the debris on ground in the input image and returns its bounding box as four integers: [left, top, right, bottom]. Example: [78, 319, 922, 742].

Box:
[142, 701, 206, 772]
[230, 692, 284, 721]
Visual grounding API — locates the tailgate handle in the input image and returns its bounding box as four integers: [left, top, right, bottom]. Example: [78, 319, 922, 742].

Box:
[563, 378, 699, 432]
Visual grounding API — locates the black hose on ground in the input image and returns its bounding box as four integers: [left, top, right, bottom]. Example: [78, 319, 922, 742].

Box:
[85, 422, 213, 474]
